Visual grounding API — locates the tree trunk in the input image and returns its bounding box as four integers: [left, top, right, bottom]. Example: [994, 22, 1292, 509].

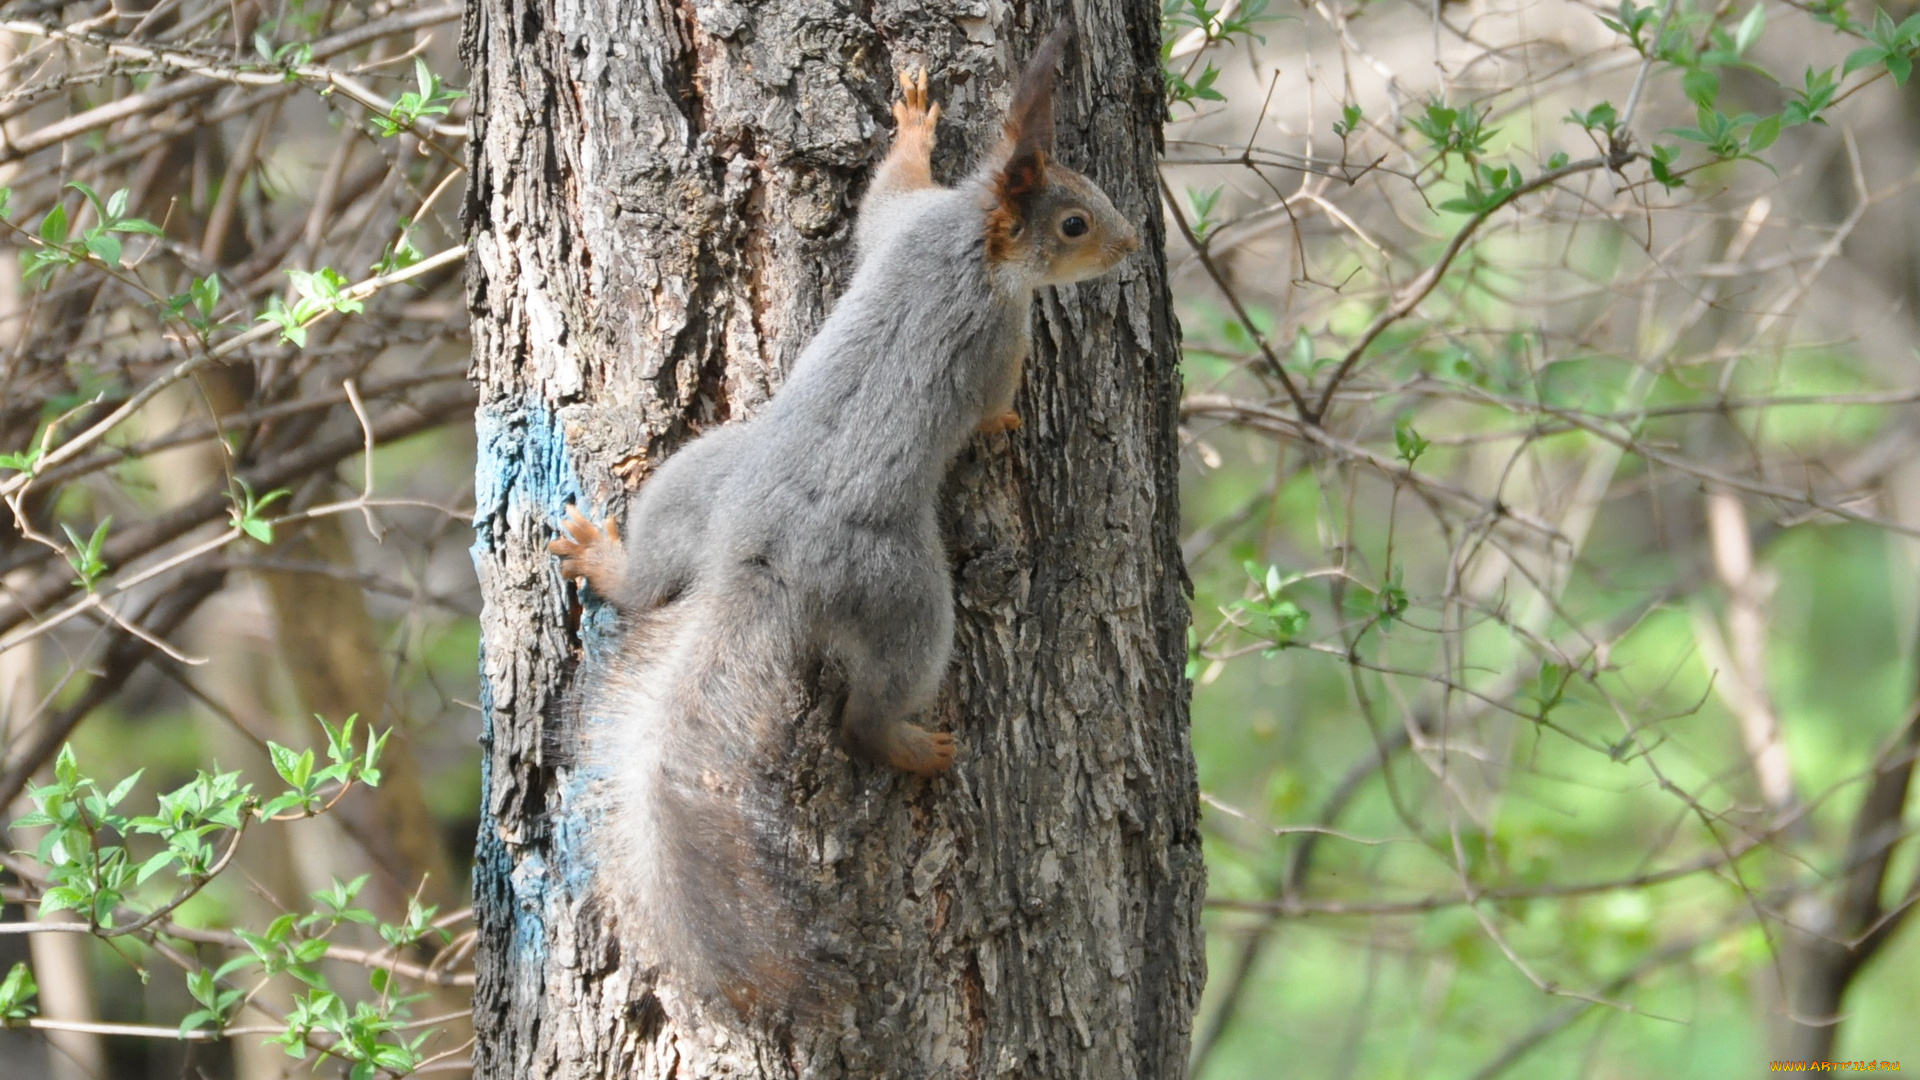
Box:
[463, 2, 1202, 1075]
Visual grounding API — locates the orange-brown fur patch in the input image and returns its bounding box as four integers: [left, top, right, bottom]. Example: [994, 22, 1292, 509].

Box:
[986, 148, 1048, 264]
[984, 205, 1019, 264]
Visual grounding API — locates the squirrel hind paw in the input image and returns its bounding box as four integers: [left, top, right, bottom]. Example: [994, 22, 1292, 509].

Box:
[977, 409, 1022, 436]
[886, 726, 958, 777]
[549, 505, 624, 594]
[553, 503, 619, 546]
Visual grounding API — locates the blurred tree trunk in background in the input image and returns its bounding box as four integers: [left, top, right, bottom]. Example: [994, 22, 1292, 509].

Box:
[463, 0, 1203, 1074]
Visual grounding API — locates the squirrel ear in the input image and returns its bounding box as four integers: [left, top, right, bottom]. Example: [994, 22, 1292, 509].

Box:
[1004, 25, 1069, 162]
[994, 147, 1049, 222]
[988, 26, 1071, 256]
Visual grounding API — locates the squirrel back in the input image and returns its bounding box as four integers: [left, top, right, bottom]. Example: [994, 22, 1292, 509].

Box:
[553, 24, 1139, 1021]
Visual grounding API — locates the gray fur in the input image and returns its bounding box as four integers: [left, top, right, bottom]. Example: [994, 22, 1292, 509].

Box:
[611, 424, 747, 610]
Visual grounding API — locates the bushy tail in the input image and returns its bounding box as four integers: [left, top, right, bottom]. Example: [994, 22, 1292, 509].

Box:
[580, 582, 829, 1017]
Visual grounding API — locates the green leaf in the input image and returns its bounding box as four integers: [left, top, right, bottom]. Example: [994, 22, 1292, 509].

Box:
[60, 517, 112, 590]
[191, 275, 220, 315]
[65, 181, 100, 212]
[84, 233, 122, 267]
[38, 204, 68, 245]
[1887, 52, 1913, 84]
[1566, 101, 1617, 131]
[1733, 4, 1766, 54]
[1648, 144, 1686, 189]
[232, 928, 271, 958]
[1373, 567, 1409, 624]
[186, 968, 219, 1008]
[1531, 660, 1571, 716]
[0, 440, 43, 475]
[108, 218, 165, 236]
[290, 963, 330, 989]
[1395, 419, 1430, 465]
[215, 956, 256, 981]
[1187, 185, 1224, 240]
[0, 962, 38, 1019]
[1191, 64, 1225, 102]
[1843, 45, 1890, 75]
[1682, 68, 1720, 107]
[1333, 102, 1363, 137]
[266, 742, 304, 787]
[270, 1027, 307, 1057]
[1747, 113, 1782, 153]
[178, 1009, 215, 1036]
[363, 728, 390, 784]
[104, 770, 143, 809]
[134, 850, 177, 884]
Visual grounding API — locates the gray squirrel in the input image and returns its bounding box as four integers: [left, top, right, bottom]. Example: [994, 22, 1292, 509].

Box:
[550, 25, 1138, 1018]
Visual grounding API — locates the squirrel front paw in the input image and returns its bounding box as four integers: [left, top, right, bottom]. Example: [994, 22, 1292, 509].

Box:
[892, 66, 941, 143]
[549, 505, 625, 599]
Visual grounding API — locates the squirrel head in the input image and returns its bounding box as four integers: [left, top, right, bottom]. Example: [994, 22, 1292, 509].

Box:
[984, 26, 1141, 285]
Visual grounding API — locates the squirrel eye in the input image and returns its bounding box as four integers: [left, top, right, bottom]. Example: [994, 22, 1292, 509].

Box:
[1060, 214, 1090, 238]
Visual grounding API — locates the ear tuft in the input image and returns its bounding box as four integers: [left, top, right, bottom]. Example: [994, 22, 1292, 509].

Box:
[988, 26, 1072, 261]
[1004, 25, 1072, 160]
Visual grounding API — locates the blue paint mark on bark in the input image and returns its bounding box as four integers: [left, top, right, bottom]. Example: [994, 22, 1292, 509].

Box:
[471, 397, 580, 974]
[471, 396, 630, 966]
[472, 401, 581, 549]
[551, 789, 600, 895]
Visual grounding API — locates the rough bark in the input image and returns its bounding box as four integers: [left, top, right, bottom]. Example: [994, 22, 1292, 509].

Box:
[464, 0, 1201, 1075]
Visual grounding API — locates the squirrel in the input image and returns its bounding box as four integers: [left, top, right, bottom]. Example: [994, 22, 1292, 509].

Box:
[549, 24, 1139, 1019]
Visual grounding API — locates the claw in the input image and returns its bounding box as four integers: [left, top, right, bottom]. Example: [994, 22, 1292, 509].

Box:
[885, 725, 958, 776]
[896, 65, 927, 108]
